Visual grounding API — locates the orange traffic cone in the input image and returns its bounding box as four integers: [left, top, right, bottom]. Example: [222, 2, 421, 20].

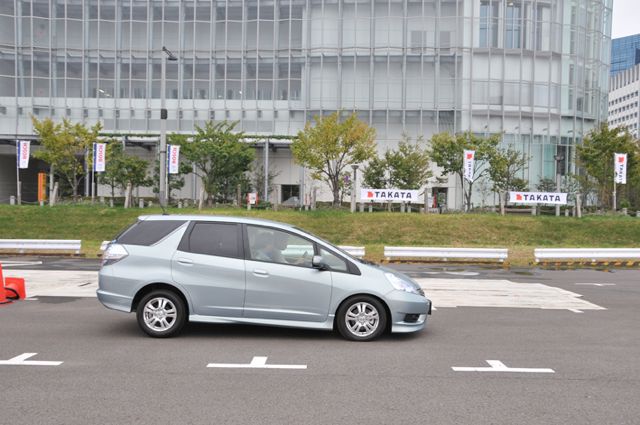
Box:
[0, 263, 10, 305]
[4, 277, 25, 300]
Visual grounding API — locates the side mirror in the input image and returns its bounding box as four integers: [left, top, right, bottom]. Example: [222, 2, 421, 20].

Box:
[312, 255, 329, 271]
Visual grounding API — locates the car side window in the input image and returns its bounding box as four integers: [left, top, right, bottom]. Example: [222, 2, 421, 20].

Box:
[319, 247, 349, 272]
[186, 223, 240, 258]
[247, 226, 314, 268]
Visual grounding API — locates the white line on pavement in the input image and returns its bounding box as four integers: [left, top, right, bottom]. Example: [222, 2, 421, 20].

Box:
[575, 283, 616, 287]
[452, 360, 554, 373]
[207, 356, 307, 370]
[0, 353, 63, 366]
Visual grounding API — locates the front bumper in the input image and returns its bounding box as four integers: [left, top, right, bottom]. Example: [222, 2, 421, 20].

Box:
[385, 290, 432, 334]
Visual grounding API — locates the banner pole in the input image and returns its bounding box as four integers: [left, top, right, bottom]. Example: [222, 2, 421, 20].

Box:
[613, 181, 617, 212]
[16, 141, 21, 205]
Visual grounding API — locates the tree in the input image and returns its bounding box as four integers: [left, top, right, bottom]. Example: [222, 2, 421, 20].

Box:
[536, 178, 557, 193]
[32, 117, 102, 200]
[292, 111, 376, 207]
[175, 121, 255, 206]
[362, 155, 388, 189]
[385, 135, 432, 189]
[252, 164, 281, 202]
[488, 145, 528, 214]
[429, 132, 499, 211]
[98, 141, 151, 204]
[577, 123, 640, 209]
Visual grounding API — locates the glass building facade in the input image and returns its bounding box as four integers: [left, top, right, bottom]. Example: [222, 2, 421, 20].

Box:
[611, 34, 640, 77]
[0, 0, 612, 207]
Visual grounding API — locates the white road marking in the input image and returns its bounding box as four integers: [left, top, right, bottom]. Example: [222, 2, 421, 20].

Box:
[3, 270, 98, 298]
[417, 278, 605, 312]
[0, 260, 43, 268]
[207, 356, 307, 370]
[575, 283, 616, 287]
[420, 271, 480, 276]
[0, 353, 63, 366]
[452, 360, 554, 373]
[568, 309, 584, 313]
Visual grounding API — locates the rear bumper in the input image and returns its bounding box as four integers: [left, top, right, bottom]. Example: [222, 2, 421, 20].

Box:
[96, 289, 133, 313]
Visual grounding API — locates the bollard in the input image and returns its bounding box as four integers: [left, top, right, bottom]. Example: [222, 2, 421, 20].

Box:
[368, 204, 373, 213]
[564, 209, 569, 217]
[148, 200, 153, 207]
[4, 277, 26, 300]
[109, 198, 114, 208]
[407, 205, 412, 213]
[531, 206, 536, 216]
[39, 201, 44, 207]
[139, 199, 145, 208]
[9, 196, 15, 205]
[178, 201, 183, 209]
[622, 208, 628, 216]
[359, 202, 364, 213]
[400, 203, 405, 213]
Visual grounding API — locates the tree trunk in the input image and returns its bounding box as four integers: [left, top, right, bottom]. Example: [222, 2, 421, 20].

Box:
[332, 179, 341, 207]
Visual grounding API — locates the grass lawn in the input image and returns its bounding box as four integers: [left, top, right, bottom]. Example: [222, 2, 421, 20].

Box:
[1, 204, 639, 265]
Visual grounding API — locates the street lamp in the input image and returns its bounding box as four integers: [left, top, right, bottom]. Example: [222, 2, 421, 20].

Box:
[159, 46, 178, 208]
[350, 164, 359, 213]
[554, 153, 565, 217]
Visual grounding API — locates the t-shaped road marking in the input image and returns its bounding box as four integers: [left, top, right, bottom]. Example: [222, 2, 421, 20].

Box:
[0, 353, 63, 366]
[207, 356, 307, 370]
[452, 360, 554, 373]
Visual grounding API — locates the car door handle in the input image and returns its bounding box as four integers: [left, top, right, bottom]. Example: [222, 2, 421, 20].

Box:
[253, 269, 269, 277]
[177, 258, 193, 266]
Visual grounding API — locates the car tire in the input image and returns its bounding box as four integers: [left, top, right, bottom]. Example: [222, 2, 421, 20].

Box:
[136, 290, 187, 338]
[336, 296, 387, 341]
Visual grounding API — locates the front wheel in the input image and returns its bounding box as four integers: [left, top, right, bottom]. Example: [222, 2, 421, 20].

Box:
[136, 290, 187, 338]
[336, 296, 387, 341]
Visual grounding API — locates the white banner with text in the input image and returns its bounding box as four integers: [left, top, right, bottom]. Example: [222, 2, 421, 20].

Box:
[361, 189, 420, 203]
[509, 191, 568, 205]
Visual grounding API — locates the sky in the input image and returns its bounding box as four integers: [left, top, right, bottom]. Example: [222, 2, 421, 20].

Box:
[611, 0, 638, 39]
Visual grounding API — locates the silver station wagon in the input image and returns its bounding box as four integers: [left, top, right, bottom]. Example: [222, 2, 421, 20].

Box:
[98, 215, 431, 341]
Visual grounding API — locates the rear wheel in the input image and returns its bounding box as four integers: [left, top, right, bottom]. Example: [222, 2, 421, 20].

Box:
[136, 290, 187, 338]
[336, 296, 387, 341]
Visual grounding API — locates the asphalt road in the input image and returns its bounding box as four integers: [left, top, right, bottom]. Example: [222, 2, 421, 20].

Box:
[1, 263, 639, 424]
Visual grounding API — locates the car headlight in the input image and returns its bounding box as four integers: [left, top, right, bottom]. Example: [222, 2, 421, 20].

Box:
[385, 272, 422, 296]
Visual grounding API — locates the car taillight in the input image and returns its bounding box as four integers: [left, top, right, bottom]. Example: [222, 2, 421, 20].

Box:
[102, 244, 129, 267]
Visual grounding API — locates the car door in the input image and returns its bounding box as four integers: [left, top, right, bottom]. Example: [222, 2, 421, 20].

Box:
[171, 222, 246, 318]
[243, 225, 332, 323]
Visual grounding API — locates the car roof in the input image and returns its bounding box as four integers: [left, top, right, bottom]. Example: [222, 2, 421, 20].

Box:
[138, 214, 297, 230]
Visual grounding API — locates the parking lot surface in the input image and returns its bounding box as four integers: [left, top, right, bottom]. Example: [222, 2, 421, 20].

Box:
[1, 263, 639, 424]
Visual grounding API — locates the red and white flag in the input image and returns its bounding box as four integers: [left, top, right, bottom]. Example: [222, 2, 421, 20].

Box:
[93, 143, 106, 172]
[463, 150, 475, 182]
[168, 145, 180, 174]
[614, 153, 627, 184]
[17, 140, 30, 169]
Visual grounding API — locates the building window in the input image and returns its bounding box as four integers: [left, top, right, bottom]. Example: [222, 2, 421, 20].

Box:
[479, 1, 499, 48]
[505, 1, 522, 49]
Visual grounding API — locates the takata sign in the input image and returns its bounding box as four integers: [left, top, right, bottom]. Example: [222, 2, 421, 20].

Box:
[509, 191, 567, 205]
[361, 189, 420, 203]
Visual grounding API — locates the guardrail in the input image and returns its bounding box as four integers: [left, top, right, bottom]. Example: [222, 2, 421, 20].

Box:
[384, 246, 508, 262]
[0, 239, 82, 255]
[100, 240, 366, 258]
[535, 248, 640, 263]
[338, 246, 365, 258]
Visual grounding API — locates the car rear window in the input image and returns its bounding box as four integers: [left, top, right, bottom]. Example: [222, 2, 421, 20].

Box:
[183, 222, 241, 258]
[116, 220, 186, 246]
